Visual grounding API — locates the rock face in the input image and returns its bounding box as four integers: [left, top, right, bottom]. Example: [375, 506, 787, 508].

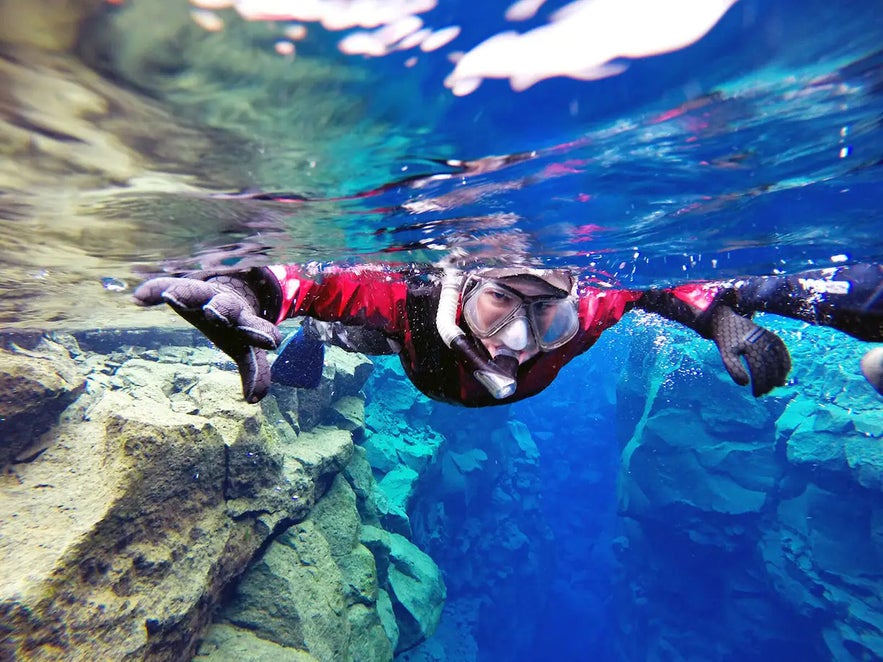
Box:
[0, 333, 377, 661]
[0, 338, 86, 465]
[200, 450, 447, 660]
[613, 319, 883, 659]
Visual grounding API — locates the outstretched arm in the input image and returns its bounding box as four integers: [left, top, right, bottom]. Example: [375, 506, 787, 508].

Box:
[133, 268, 284, 403]
[634, 263, 883, 397]
[727, 263, 883, 342]
[134, 265, 409, 402]
[727, 263, 883, 396]
[633, 285, 791, 397]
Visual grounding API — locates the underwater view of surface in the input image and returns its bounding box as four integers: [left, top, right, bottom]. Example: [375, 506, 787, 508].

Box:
[1, 0, 882, 660]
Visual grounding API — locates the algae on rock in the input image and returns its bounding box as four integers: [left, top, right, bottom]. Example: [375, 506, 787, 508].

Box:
[0, 332, 372, 661]
[201, 466, 447, 660]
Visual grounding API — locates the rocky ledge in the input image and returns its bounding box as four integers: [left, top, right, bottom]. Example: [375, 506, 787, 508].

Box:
[0, 330, 444, 661]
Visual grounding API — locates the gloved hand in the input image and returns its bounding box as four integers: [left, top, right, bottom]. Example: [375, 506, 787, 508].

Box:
[709, 305, 791, 397]
[133, 273, 282, 403]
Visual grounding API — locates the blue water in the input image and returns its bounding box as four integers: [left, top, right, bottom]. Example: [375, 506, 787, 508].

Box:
[5, 0, 883, 659]
[77, 0, 883, 289]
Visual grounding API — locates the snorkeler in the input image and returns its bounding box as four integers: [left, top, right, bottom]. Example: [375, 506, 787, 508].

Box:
[133, 263, 883, 405]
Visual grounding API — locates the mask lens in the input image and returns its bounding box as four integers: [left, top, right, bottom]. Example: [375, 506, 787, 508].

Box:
[463, 283, 524, 336]
[529, 299, 579, 349]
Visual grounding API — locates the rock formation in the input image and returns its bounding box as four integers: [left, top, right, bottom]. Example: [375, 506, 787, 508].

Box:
[0, 332, 445, 661]
[613, 317, 883, 659]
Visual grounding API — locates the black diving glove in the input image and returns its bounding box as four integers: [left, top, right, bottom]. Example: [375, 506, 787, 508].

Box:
[133, 272, 282, 403]
[709, 305, 791, 397]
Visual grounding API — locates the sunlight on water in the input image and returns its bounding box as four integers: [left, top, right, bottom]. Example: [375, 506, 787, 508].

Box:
[0, 0, 881, 329]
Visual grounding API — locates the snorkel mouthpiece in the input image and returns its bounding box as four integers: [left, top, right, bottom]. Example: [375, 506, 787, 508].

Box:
[451, 337, 518, 400]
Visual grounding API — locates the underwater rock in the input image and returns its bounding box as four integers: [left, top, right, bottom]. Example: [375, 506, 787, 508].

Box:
[386, 530, 447, 652]
[396, 435, 440, 474]
[327, 395, 366, 434]
[780, 387, 883, 487]
[508, 419, 540, 461]
[342, 445, 383, 526]
[289, 427, 354, 489]
[207, 475, 398, 661]
[761, 481, 883, 658]
[327, 346, 374, 397]
[362, 433, 401, 474]
[377, 465, 420, 537]
[359, 525, 446, 654]
[0, 337, 361, 661]
[284, 348, 372, 432]
[291, 376, 337, 432]
[311, 474, 363, 560]
[0, 0, 103, 52]
[375, 588, 400, 652]
[619, 407, 775, 519]
[193, 624, 318, 662]
[613, 323, 883, 659]
[222, 520, 352, 658]
[844, 437, 883, 491]
[0, 337, 85, 466]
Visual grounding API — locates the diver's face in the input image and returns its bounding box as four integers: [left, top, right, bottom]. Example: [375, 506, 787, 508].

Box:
[471, 287, 540, 363]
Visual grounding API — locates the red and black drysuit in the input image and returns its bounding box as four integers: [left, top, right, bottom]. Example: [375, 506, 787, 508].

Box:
[190, 263, 881, 406]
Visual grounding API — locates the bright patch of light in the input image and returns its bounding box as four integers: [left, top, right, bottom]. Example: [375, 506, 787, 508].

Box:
[190, 9, 224, 31]
[233, 0, 438, 30]
[444, 0, 740, 95]
[421, 26, 462, 52]
[505, 0, 549, 22]
[185, 0, 738, 97]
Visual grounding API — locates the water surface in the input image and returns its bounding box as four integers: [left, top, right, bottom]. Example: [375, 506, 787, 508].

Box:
[2, 0, 882, 330]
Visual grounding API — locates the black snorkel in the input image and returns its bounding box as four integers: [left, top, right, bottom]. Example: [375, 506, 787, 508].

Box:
[436, 269, 519, 399]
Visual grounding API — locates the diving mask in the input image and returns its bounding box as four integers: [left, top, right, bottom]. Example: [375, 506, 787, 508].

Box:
[461, 274, 579, 351]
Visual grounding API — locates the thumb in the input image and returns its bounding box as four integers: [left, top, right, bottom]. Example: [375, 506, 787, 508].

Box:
[232, 346, 272, 403]
[718, 345, 751, 387]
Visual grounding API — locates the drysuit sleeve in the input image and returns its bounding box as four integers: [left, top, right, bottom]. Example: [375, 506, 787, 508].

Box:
[133, 265, 410, 403]
[633, 284, 791, 397]
[726, 264, 883, 342]
[632, 284, 721, 337]
[265, 264, 409, 336]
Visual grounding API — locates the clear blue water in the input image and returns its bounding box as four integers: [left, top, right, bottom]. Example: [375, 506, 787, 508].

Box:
[71, 0, 883, 288]
[3, 0, 883, 659]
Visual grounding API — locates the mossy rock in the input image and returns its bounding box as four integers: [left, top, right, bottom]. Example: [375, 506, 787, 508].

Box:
[0, 340, 85, 465]
[224, 521, 350, 659]
[194, 624, 319, 662]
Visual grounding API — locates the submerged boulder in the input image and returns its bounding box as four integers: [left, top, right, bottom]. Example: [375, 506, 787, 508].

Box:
[361, 525, 446, 654]
[0, 337, 359, 661]
[0, 338, 86, 466]
[204, 454, 447, 660]
[206, 475, 396, 661]
[193, 624, 318, 662]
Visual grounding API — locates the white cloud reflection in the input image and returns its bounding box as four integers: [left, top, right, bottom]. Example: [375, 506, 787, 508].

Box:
[445, 0, 740, 95]
[186, 0, 739, 95]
